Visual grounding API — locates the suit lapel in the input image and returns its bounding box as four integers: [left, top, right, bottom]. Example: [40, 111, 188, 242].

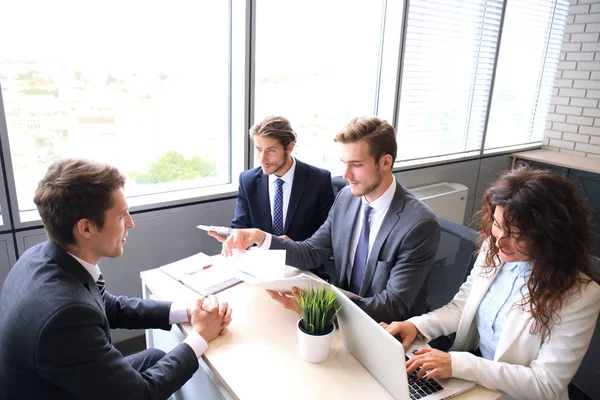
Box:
[285, 159, 306, 234]
[494, 305, 530, 361]
[456, 265, 502, 344]
[257, 173, 273, 232]
[358, 182, 404, 296]
[44, 241, 105, 312]
[341, 196, 362, 288]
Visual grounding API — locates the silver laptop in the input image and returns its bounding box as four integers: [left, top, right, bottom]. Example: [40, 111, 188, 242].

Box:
[333, 286, 475, 400]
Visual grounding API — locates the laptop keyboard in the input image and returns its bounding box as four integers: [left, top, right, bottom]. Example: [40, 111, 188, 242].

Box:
[406, 358, 445, 399]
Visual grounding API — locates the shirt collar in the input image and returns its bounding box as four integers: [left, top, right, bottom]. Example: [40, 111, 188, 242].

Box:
[504, 260, 532, 277]
[362, 177, 396, 210]
[67, 251, 101, 281]
[268, 156, 296, 186]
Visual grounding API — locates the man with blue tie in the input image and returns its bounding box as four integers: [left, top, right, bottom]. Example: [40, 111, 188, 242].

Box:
[222, 116, 441, 323]
[208, 115, 335, 274]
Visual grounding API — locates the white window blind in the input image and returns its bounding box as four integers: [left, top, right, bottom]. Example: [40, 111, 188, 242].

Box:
[396, 0, 503, 162]
[254, 0, 384, 171]
[485, 0, 569, 152]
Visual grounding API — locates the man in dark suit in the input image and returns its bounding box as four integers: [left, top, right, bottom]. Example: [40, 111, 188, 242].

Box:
[223, 117, 441, 323]
[0, 158, 232, 399]
[208, 115, 334, 243]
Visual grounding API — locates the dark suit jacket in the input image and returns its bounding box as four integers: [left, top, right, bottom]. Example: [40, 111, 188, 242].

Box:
[231, 158, 334, 241]
[271, 181, 441, 323]
[0, 241, 198, 400]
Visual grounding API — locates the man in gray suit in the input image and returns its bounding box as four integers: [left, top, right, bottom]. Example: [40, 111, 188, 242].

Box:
[223, 116, 440, 323]
[0, 158, 232, 399]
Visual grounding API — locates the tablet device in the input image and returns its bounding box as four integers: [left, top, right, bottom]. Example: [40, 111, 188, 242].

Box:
[197, 225, 232, 235]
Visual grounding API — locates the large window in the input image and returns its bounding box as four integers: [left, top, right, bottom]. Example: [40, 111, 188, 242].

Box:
[254, 0, 385, 170]
[485, 0, 569, 151]
[0, 0, 570, 226]
[0, 0, 234, 220]
[396, 0, 503, 162]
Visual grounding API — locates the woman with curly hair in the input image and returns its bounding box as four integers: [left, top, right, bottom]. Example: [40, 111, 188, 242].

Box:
[381, 165, 600, 399]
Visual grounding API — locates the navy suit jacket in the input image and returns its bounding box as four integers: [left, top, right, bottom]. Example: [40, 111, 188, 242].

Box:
[231, 158, 334, 241]
[0, 241, 198, 400]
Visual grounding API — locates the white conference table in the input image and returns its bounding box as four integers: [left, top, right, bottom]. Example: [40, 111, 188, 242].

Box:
[141, 268, 502, 400]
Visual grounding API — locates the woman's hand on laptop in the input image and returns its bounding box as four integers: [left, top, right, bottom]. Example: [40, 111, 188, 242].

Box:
[380, 321, 419, 350]
[406, 348, 452, 380]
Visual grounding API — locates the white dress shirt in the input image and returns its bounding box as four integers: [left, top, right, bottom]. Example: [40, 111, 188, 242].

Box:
[348, 178, 396, 267]
[68, 252, 207, 358]
[268, 156, 296, 229]
[261, 177, 396, 255]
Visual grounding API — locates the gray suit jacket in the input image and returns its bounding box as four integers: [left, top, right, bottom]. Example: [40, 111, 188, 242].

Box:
[0, 241, 198, 400]
[271, 180, 440, 323]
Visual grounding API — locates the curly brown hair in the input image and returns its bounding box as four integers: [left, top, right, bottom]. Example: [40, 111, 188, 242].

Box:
[477, 164, 597, 336]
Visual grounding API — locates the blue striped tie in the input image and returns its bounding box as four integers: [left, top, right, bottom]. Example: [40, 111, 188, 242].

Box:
[97, 273, 106, 301]
[350, 204, 373, 294]
[273, 178, 284, 236]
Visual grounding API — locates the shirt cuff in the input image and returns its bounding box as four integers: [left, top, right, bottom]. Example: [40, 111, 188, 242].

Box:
[183, 332, 209, 358]
[260, 233, 272, 249]
[169, 302, 189, 325]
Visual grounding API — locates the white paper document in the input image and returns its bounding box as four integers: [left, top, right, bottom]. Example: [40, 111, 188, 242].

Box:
[249, 273, 329, 294]
[159, 252, 242, 295]
[334, 286, 363, 300]
[181, 256, 242, 295]
[159, 252, 215, 282]
[230, 248, 287, 281]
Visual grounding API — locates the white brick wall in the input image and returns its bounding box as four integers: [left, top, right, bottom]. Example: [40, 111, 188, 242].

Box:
[544, 0, 600, 157]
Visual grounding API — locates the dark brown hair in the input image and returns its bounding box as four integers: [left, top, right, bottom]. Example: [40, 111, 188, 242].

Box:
[249, 115, 297, 149]
[34, 158, 126, 247]
[477, 164, 596, 335]
[334, 116, 397, 163]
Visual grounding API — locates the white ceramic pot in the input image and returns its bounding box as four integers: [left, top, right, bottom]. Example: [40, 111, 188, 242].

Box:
[297, 319, 335, 363]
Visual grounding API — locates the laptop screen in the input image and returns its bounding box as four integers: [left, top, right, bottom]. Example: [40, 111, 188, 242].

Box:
[333, 286, 410, 399]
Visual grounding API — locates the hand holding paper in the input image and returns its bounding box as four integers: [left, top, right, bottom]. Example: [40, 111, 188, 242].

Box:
[222, 228, 267, 256]
[266, 287, 301, 312]
[207, 231, 227, 243]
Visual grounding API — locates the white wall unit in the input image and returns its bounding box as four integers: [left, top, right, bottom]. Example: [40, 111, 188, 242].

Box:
[411, 182, 468, 225]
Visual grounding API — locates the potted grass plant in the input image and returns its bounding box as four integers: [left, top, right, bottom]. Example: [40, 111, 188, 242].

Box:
[295, 285, 341, 363]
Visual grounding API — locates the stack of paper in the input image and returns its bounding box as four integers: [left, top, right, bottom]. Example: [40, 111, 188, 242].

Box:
[233, 248, 287, 281]
[159, 252, 215, 282]
[159, 252, 242, 295]
[181, 257, 242, 295]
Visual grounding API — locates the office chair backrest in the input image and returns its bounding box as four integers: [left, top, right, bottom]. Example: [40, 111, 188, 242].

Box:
[427, 217, 479, 310]
[570, 257, 600, 400]
[331, 177, 347, 198]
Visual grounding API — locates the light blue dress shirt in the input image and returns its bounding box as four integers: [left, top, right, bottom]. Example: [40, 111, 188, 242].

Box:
[476, 261, 532, 360]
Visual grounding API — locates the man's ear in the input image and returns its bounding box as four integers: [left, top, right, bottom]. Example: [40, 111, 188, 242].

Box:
[286, 141, 295, 154]
[379, 154, 393, 171]
[74, 219, 94, 240]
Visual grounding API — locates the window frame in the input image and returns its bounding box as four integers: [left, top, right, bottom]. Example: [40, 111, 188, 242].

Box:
[0, 0, 250, 228]
[0, 0, 565, 229]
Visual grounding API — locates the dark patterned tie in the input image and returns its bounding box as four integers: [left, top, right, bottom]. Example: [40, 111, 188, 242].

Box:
[350, 204, 373, 294]
[97, 273, 106, 301]
[272, 178, 285, 236]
